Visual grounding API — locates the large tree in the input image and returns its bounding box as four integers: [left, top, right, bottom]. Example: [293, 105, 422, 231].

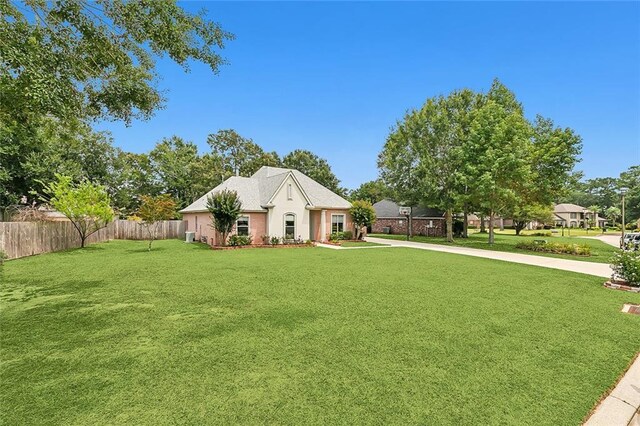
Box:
[1, 1, 232, 206]
[110, 151, 161, 215]
[207, 129, 270, 177]
[503, 115, 582, 233]
[463, 86, 532, 244]
[149, 136, 201, 208]
[380, 89, 478, 242]
[349, 179, 391, 204]
[283, 149, 343, 195]
[1, 118, 117, 206]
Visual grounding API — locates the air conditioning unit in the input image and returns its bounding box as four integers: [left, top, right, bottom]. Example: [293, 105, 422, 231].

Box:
[185, 231, 195, 243]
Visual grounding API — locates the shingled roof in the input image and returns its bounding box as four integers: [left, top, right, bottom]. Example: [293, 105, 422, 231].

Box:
[180, 166, 351, 213]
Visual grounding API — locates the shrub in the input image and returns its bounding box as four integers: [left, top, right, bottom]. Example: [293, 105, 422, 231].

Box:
[329, 232, 345, 242]
[342, 230, 353, 240]
[0, 250, 7, 265]
[270, 236, 281, 246]
[530, 231, 552, 237]
[610, 249, 640, 286]
[228, 234, 252, 246]
[515, 241, 592, 256]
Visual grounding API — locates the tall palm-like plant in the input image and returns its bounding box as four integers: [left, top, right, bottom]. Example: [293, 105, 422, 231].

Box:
[206, 190, 243, 246]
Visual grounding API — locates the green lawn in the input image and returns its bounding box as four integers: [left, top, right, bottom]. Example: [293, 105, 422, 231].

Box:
[339, 241, 387, 247]
[494, 228, 622, 237]
[370, 232, 617, 263]
[1, 240, 638, 425]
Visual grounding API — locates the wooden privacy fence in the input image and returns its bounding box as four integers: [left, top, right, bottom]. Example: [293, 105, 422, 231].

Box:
[0, 220, 186, 260]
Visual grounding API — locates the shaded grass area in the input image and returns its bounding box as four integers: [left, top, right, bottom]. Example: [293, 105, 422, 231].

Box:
[1, 240, 638, 425]
[370, 232, 617, 263]
[339, 241, 387, 247]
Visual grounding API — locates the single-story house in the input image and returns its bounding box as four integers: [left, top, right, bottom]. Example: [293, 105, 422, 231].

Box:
[553, 203, 606, 228]
[180, 166, 353, 245]
[371, 199, 445, 237]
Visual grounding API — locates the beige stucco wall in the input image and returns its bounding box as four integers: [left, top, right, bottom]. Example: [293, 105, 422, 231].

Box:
[267, 175, 311, 241]
[183, 211, 267, 245]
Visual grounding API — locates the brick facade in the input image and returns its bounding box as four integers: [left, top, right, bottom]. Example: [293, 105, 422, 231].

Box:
[372, 217, 445, 237]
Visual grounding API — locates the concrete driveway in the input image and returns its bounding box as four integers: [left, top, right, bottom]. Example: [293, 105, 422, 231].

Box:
[582, 234, 622, 248]
[365, 237, 614, 278]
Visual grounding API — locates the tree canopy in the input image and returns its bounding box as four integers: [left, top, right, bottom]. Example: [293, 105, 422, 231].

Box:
[283, 150, 343, 195]
[0, 0, 233, 125]
[379, 79, 584, 243]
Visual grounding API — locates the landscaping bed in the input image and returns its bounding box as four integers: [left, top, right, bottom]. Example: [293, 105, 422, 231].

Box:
[514, 240, 592, 257]
[212, 243, 315, 250]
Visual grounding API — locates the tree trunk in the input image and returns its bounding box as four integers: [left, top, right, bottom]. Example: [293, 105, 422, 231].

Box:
[488, 211, 495, 244]
[463, 206, 469, 238]
[80, 236, 86, 248]
[480, 216, 486, 233]
[445, 209, 454, 242]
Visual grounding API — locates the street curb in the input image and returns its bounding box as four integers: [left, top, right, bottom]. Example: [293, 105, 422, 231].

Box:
[584, 354, 640, 425]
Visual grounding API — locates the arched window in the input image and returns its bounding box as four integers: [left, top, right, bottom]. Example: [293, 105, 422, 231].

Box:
[284, 213, 296, 240]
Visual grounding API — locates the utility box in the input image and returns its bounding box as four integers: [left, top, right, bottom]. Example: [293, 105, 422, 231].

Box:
[185, 231, 195, 243]
[382, 227, 391, 234]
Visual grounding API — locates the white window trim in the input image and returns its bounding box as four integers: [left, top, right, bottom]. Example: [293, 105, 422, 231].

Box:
[236, 215, 250, 236]
[283, 212, 296, 240]
[331, 214, 346, 233]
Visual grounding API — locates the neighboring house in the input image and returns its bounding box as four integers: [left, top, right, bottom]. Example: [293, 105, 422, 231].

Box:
[553, 203, 606, 228]
[466, 214, 515, 229]
[371, 199, 445, 237]
[180, 166, 353, 245]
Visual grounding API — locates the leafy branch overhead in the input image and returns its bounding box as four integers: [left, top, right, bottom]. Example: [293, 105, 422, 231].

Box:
[0, 0, 233, 125]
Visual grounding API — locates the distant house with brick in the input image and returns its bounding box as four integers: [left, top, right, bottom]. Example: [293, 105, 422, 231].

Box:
[180, 166, 352, 246]
[371, 199, 445, 237]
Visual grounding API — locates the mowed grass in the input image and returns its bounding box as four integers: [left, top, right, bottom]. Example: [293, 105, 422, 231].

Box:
[1, 240, 638, 425]
[495, 228, 622, 237]
[339, 241, 387, 247]
[370, 232, 617, 263]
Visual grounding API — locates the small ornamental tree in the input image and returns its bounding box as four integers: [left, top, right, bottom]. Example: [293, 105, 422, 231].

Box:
[137, 195, 178, 251]
[349, 200, 377, 240]
[43, 174, 114, 248]
[206, 189, 242, 246]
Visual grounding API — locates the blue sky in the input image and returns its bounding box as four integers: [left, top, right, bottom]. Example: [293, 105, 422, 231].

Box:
[97, 1, 640, 189]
